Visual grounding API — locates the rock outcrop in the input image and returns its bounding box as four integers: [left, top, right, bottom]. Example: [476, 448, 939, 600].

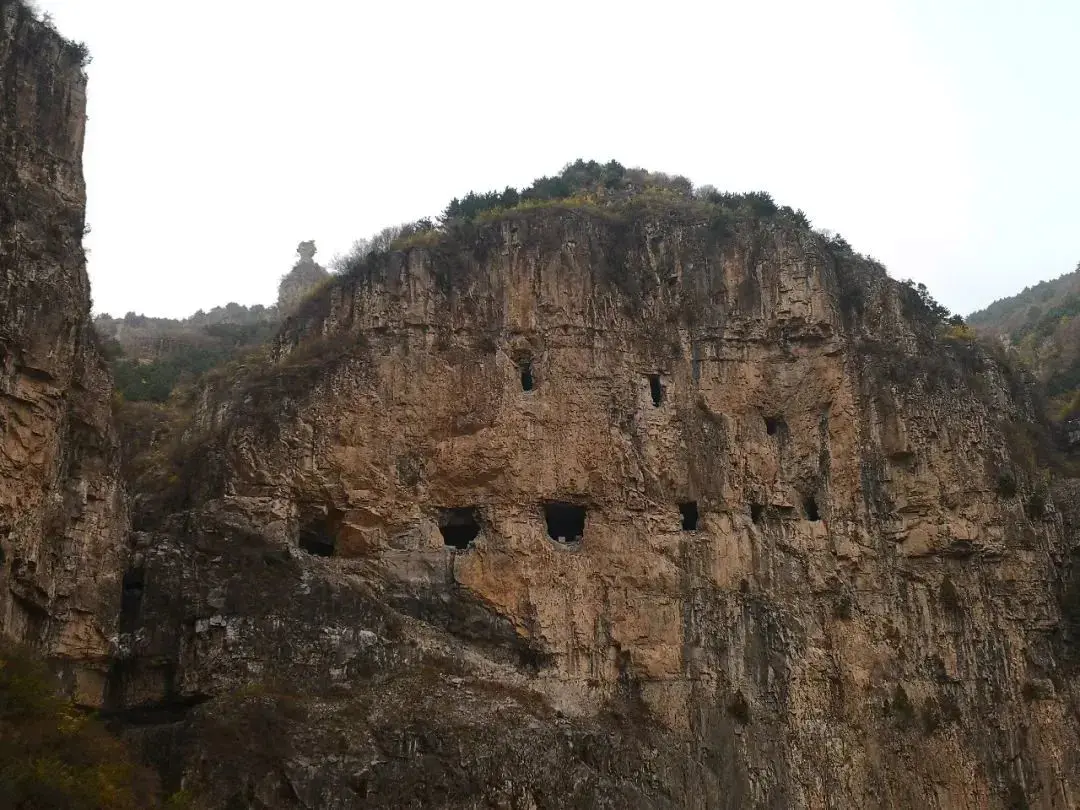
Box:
[0, 0, 127, 706]
[276, 240, 328, 316]
[2, 8, 1078, 803]
[110, 203, 1080, 807]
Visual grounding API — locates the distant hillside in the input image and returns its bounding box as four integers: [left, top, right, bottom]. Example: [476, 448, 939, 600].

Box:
[95, 304, 278, 402]
[95, 241, 331, 402]
[968, 263, 1080, 416]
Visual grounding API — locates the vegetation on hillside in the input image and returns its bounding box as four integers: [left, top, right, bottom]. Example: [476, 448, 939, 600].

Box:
[968, 263, 1080, 418]
[96, 307, 277, 403]
[317, 159, 963, 340]
[0, 643, 169, 808]
[16, 0, 92, 67]
[327, 159, 816, 280]
[439, 159, 802, 227]
[968, 262, 1080, 333]
[96, 243, 333, 403]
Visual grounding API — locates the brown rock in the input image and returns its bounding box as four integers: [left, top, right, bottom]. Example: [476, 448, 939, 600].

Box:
[0, 1, 127, 706]
[113, 211, 1080, 807]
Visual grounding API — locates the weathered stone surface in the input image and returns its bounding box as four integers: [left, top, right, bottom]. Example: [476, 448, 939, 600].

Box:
[0, 0, 127, 706]
[111, 209, 1080, 807]
[276, 241, 329, 316]
[2, 7, 1076, 799]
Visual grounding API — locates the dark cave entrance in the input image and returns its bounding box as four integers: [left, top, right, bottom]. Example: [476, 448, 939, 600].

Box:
[679, 502, 699, 531]
[299, 511, 339, 557]
[438, 507, 481, 550]
[120, 568, 145, 618]
[764, 415, 785, 436]
[750, 503, 765, 524]
[804, 496, 821, 522]
[519, 358, 534, 392]
[544, 502, 586, 544]
[648, 374, 664, 407]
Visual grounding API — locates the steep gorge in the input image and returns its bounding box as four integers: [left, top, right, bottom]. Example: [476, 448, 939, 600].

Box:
[2, 5, 1080, 808]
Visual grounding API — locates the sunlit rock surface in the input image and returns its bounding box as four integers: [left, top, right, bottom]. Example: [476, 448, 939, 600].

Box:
[114, 209, 1080, 807]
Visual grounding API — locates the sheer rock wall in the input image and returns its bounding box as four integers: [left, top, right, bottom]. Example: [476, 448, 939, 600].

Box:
[114, 209, 1080, 808]
[0, 0, 127, 706]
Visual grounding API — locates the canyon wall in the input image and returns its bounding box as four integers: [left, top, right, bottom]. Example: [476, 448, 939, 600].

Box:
[1, 5, 1076, 802]
[0, 0, 127, 706]
[113, 206, 1080, 808]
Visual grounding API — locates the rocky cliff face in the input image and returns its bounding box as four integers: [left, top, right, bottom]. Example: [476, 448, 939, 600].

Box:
[109, 202, 1080, 808]
[0, 0, 127, 706]
[276, 240, 328, 316]
[2, 11, 1076, 800]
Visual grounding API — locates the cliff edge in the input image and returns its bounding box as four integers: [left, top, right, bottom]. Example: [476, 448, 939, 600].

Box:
[110, 197, 1080, 807]
[0, 0, 127, 707]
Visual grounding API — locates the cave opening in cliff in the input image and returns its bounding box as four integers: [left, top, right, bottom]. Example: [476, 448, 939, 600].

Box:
[750, 503, 765, 524]
[679, 502, 699, 531]
[438, 507, 481, 550]
[544, 502, 586, 544]
[520, 358, 534, 392]
[765, 415, 784, 436]
[299, 513, 338, 557]
[804, 496, 821, 521]
[120, 568, 145, 617]
[648, 374, 664, 407]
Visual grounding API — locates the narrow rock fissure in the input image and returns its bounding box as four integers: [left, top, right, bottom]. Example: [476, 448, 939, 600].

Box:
[120, 568, 144, 618]
[648, 374, 664, 407]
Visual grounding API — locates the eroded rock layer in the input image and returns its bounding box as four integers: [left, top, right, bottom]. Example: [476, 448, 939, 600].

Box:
[0, 0, 126, 706]
[2, 8, 1076, 800]
[113, 207, 1080, 807]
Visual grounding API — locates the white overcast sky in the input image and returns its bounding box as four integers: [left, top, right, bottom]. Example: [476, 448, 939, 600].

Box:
[35, 0, 1080, 319]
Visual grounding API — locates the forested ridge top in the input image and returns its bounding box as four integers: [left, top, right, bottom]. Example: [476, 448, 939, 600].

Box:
[968, 263, 1080, 418]
[2, 0, 90, 66]
[298, 158, 962, 331]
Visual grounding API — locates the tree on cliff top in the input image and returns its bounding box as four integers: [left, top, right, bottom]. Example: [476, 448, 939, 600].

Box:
[441, 159, 697, 222]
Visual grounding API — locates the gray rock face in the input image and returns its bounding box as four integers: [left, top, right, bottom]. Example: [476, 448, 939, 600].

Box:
[276, 241, 329, 316]
[0, 0, 128, 706]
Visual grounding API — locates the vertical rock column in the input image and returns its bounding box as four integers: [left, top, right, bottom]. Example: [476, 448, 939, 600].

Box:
[0, 0, 128, 706]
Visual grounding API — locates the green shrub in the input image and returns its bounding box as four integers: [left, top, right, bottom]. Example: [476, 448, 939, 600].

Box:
[437, 158, 776, 227]
[944, 323, 977, 341]
[0, 644, 159, 809]
[899, 279, 952, 324]
[1025, 477, 1049, 519]
[995, 468, 1018, 498]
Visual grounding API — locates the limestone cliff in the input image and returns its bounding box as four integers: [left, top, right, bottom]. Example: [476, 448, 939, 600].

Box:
[110, 200, 1080, 807]
[0, 0, 127, 706]
[2, 9, 1077, 800]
